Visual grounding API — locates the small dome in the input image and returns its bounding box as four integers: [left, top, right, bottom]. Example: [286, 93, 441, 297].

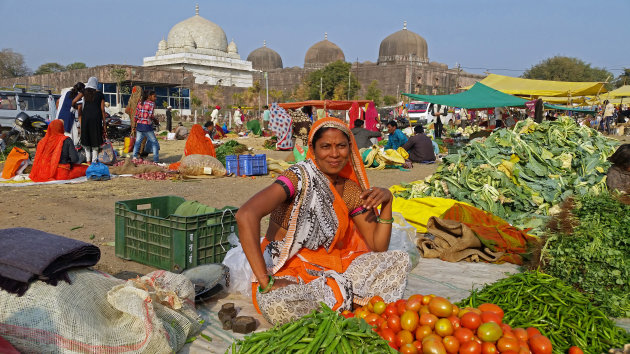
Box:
[166, 5, 228, 52]
[304, 33, 345, 68]
[228, 39, 238, 54]
[378, 22, 428, 65]
[247, 41, 283, 71]
[158, 38, 167, 50]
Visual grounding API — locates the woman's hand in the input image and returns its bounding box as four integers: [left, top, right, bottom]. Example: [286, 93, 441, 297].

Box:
[270, 278, 297, 292]
[360, 187, 393, 210]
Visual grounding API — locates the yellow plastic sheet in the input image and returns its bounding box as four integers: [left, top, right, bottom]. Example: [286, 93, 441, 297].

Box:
[470, 74, 606, 97]
[390, 196, 469, 233]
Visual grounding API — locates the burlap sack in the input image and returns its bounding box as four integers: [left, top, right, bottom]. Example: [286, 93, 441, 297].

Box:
[0, 269, 201, 353]
[418, 217, 504, 262]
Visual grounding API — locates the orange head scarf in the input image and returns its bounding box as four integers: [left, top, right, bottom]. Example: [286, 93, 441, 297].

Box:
[306, 117, 370, 192]
[29, 119, 69, 182]
[184, 124, 216, 157]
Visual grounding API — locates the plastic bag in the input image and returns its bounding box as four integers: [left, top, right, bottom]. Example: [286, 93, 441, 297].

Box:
[388, 212, 421, 270]
[222, 233, 254, 297]
[98, 140, 116, 165]
[179, 154, 227, 176]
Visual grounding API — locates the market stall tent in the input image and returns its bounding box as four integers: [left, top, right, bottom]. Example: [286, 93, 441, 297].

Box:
[466, 74, 607, 97]
[403, 82, 529, 109]
[278, 100, 372, 110]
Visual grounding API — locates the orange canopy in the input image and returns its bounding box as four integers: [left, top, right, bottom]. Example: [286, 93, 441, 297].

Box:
[278, 100, 372, 110]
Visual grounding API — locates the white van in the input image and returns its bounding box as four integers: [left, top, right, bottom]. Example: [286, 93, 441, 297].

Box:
[0, 87, 58, 129]
[408, 101, 454, 126]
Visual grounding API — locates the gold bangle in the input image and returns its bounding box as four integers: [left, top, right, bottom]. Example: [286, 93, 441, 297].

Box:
[377, 217, 394, 224]
[258, 275, 274, 294]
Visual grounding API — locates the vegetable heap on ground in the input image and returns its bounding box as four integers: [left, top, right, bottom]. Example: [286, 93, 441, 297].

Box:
[215, 140, 248, 166]
[354, 293, 555, 354]
[231, 303, 395, 354]
[393, 117, 619, 232]
[541, 194, 630, 318]
[457, 271, 630, 354]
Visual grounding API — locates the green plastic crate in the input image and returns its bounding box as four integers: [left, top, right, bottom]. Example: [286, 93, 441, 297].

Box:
[115, 196, 238, 272]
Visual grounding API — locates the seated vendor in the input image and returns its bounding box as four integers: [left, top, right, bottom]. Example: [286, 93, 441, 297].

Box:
[236, 118, 410, 325]
[401, 125, 436, 163]
[204, 120, 225, 140]
[169, 123, 216, 171]
[174, 122, 189, 140]
[384, 120, 408, 150]
[606, 144, 630, 193]
[29, 119, 88, 182]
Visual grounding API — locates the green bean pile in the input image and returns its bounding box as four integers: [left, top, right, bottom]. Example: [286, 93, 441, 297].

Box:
[230, 303, 395, 354]
[457, 271, 630, 354]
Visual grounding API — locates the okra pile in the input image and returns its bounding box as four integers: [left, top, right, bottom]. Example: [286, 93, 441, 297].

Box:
[457, 271, 630, 354]
[230, 303, 396, 354]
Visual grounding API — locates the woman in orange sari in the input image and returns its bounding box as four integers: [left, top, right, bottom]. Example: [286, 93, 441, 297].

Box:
[30, 119, 88, 182]
[236, 117, 410, 325]
[169, 124, 216, 170]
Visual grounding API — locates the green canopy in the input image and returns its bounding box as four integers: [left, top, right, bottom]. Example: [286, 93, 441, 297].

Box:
[543, 103, 596, 114]
[403, 82, 529, 109]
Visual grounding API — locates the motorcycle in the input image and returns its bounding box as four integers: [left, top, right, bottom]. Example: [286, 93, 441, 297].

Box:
[5, 112, 48, 145]
[105, 113, 131, 142]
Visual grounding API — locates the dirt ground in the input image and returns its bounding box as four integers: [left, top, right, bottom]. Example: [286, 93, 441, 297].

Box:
[0, 135, 439, 276]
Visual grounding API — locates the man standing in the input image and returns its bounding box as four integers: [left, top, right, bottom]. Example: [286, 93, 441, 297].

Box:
[384, 120, 408, 150]
[166, 106, 173, 132]
[401, 125, 436, 163]
[432, 103, 446, 139]
[262, 105, 270, 131]
[211, 105, 220, 125]
[603, 100, 615, 135]
[351, 119, 382, 149]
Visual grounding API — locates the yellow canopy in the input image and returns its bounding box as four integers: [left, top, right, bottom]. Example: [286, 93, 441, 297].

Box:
[599, 85, 630, 98]
[469, 74, 607, 97]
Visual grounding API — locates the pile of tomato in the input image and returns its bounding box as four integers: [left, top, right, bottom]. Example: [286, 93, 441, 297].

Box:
[340, 294, 573, 354]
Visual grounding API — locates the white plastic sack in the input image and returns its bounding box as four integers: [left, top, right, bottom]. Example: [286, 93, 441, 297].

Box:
[388, 212, 421, 270]
[167, 132, 176, 140]
[222, 234, 254, 297]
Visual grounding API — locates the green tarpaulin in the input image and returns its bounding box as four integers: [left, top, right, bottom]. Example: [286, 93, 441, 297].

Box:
[403, 82, 529, 109]
[543, 103, 596, 114]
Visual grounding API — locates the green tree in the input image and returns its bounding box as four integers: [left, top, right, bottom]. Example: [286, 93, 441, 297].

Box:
[34, 62, 66, 75]
[522, 56, 612, 84]
[383, 95, 397, 106]
[0, 48, 31, 78]
[66, 62, 87, 70]
[613, 68, 630, 88]
[364, 80, 382, 106]
[306, 60, 360, 100]
[110, 66, 127, 108]
[190, 94, 202, 112]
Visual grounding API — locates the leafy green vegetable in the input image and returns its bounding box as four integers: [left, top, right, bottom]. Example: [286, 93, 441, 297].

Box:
[541, 193, 630, 317]
[394, 117, 619, 233]
[215, 140, 248, 165]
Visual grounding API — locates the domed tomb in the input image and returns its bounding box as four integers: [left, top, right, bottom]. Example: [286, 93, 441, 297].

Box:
[247, 41, 283, 71]
[304, 33, 345, 69]
[166, 5, 228, 54]
[378, 22, 428, 65]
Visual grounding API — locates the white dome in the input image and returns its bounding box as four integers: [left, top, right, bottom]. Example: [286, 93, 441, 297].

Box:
[158, 38, 167, 50]
[166, 7, 228, 52]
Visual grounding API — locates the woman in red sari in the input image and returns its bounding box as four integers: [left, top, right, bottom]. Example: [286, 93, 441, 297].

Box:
[30, 119, 88, 182]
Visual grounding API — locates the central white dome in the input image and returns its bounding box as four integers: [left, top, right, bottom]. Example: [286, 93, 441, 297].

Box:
[166, 8, 228, 52]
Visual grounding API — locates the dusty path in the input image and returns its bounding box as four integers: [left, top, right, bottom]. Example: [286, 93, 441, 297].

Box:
[0, 136, 439, 276]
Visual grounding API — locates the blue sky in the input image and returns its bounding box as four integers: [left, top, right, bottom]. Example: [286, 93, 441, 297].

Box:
[2, 0, 628, 78]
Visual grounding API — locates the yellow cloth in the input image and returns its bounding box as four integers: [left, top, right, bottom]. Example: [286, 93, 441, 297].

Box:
[397, 147, 409, 159]
[390, 196, 469, 233]
[465, 73, 606, 97]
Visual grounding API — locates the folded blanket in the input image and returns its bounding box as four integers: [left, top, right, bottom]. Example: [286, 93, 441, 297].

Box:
[0, 228, 100, 296]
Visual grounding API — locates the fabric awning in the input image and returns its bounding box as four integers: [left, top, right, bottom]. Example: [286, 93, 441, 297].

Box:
[278, 100, 372, 110]
[467, 74, 607, 97]
[543, 103, 596, 113]
[598, 85, 630, 98]
[403, 82, 529, 109]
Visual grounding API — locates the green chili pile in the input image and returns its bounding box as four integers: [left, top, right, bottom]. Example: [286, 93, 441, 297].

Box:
[230, 303, 395, 354]
[457, 271, 630, 354]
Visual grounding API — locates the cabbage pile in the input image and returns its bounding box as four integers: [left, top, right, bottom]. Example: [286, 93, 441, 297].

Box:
[394, 117, 619, 232]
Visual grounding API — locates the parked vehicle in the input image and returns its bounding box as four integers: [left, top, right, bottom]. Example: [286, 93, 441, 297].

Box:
[0, 86, 58, 130]
[105, 113, 131, 142]
[407, 101, 454, 126]
[5, 112, 48, 145]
